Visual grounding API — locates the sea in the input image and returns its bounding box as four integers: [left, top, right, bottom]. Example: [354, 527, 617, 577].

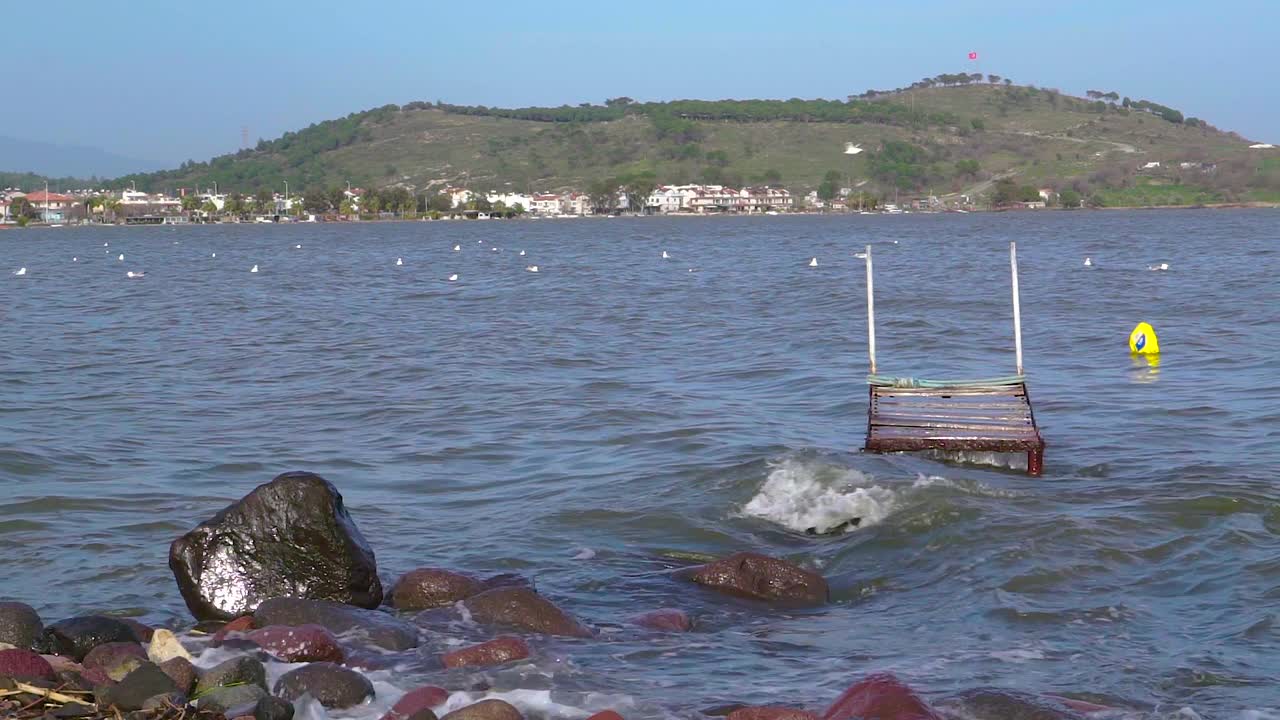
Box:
[2, 210, 1278, 718]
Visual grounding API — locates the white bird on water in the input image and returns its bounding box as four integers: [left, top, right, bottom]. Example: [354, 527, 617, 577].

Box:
[526, 265, 539, 273]
[118, 253, 124, 261]
[295, 244, 302, 250]
[126, 271, 145, 279]
[103, 242, 108, 247]
[73, 257, 78, 262]
[453, 244, 460, 252]
[13, 267, 26, 276]
[211, 253, 216, 258]
[854, 252, 868, 259]
[661, 250, 670, 259]
[250, 265, 259, 273]
[396, 258, 404, 266]
[448, 273, 458, 281]
[809, 257, 819, 267]
[1148, 262, 1169, 271]
[1084, 257, 1093, 267]
[519, 250, 526, 256]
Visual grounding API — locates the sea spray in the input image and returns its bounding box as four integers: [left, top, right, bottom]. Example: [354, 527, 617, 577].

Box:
[739, 458, 899, 534]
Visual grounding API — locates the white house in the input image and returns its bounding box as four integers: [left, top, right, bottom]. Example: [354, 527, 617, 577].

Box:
[445, 187, 473, 209]
[560, 192, 591, 216]
[1140, 161, 1162, 170]
[487, 192, 534, 212]
[530, 193, 562, 215]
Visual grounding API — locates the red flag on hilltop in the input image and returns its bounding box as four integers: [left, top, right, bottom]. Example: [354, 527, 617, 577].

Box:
[968, 51, 978, 60]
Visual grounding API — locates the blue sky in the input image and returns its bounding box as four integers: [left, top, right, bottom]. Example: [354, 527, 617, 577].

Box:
[3, 0, 1276, 170]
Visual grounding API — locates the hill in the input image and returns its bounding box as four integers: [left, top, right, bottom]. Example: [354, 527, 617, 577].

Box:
[0, 135, 156, 179]
[12, 79, 1280, 207]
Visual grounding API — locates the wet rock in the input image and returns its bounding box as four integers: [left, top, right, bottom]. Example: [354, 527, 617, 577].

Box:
[586, 712, 626, 720]
[701, 704, 746, 717]
[247, 624, 343, 662]
[441, 636, 530, 668]
[382, 686, 450, 720]
[631, 609, 693, 632]
[254, 695, 296, 720]
[273, 662, 374, 709]
[0, 648, 55, 681]
[254, 597, 418, 650]
[198, 684, 268, 715]
[195, 655, 267, 695]
[823, 673, 941, 720]
[142, 692, 189, 711]
[51, 701, 95, 717]
[462, 587, 592, 638]
[440, 699, 524, 720]
[44, 654, 82, 674]
[0, 602, 43, 649]
[728, 708, 819, 720]
[211, 616, 256, 645]
[147, 629, 192, 663]
[97, 662, 178, 711]
[120, 618, 154, 643]
[389, 569, 485, 610]
[159, 657, 196, 695]
[938, 689, 1084, 720]
[1043, 695, 1118, 714]
[38, 615, 139, 661]
[169, 471, 383, 621]
[682, 553, 827, 606]
[82, 642, 147, 681]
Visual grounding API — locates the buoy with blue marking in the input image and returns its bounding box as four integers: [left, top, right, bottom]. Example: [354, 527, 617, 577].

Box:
[1129, 322, 1160, 354]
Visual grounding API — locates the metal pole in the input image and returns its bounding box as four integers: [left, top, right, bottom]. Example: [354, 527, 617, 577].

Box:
[866, 244, 877, 375]
[1010, 241, 1024, 375]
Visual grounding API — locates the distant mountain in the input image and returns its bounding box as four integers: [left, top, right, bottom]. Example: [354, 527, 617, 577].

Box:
[55, 81, 1280, 207]
[0, 135, 157, 179]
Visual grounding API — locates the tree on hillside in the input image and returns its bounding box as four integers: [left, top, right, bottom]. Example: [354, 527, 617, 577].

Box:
[200, 199, 218, 217]
[9, 196, 35, 222]
[427, 194, 453, 213]
[817, 169, 842, 201]
[1003, 78, 1013, 86]
[181, 195, 200, 213]
[987, 74, 1001, 84]
[955, 159, 980, 178]
[868, 141, 929, 190]
[303, 189, 332, 213]
[763, 168, 783, 185]
[255, 189, 274, 213]
[1059, 189, 1082, 208]
[605, 97, 634, 107]
[623, 171, 657, 212]
[588, 179, 617, 214]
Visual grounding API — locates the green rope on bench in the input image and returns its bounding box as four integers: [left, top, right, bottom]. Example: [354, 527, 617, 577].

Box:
[867, 374, 1026, 388]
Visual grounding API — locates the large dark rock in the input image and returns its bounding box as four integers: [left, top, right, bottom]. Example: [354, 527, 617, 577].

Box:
[0, 648, 55, 680]
[254, 597, 418, 650]
[97, 662, 178, 711]
[38, 616, 140, 661]
[440, 699, 524, 720]
[273, 662, 374, 709]
[158, 657, 196, 695]
[198, 684, 269, 715]
[0, 602, 43, 649]
[255, 695, 296, 720]
[462, 587, 592, 638]
[81, 642, 147, 681]
[937, 689, 1084, 720]
[169, 472, 383, 621]
[682, 553, 828, 606]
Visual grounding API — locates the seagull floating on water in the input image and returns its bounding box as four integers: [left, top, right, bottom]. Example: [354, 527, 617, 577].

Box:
[526, 265, 539, 273]
[809, 257, 819, 267]
[448, 273, 458, 281]
[396, 258, 403, 266]
[492, 247, 499, 252]
[295, 244, 302, 249]
[1148, 263, 1169, 271]
[211, 253, 216, 258]
[854, 252, 868, 259]
[453, 244, 460, 252]
[250, 265, 259, 273]
[126, 271, 145, 279]
[73, 257, 78, 262]
[117, 254, 124, 261]
[661, 250, 669, 259]
[1084, 257, 1093, 267]
[103, 242, 108, 247]
[13, 267, 26, 276]
[519, 250, 526, 256]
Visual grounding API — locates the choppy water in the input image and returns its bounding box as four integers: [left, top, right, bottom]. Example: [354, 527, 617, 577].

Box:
[2, 211, 1278, 718]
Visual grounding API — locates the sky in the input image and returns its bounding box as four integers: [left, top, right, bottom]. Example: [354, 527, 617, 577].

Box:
[3, 0, 1276, 172]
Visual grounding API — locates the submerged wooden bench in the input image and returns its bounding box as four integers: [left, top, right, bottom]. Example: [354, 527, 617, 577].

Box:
[857, 242, 1046, 476]
[864, 381, 1045, 475]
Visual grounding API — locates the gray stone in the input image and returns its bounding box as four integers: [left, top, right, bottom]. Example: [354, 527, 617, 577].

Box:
[97, 662, 178, 711]
[273, 662, 373, 709]
[197, 683, 268, 714]
[254, 695, 296, 720]
[0, 602, 43, 649]
[38, 616, 138, 661]
[195, 655, 267, 695]
[254, 597, 418, 650]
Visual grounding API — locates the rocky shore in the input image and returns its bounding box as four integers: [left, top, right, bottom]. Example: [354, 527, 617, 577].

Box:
[1, 472, 1123, 720]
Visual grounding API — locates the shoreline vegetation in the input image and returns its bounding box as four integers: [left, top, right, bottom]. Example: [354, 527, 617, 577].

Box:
[0, 472, 1128, 720]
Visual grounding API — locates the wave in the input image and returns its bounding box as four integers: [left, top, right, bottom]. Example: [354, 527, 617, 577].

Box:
[737, 458, 901, 535]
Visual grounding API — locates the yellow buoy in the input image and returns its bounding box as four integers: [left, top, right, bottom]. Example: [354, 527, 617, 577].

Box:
[1129, 322, 1160, 354]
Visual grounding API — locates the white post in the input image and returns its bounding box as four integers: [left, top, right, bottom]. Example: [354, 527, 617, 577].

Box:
[865, 244, 877, 375]
[1010, 241, 1024, 376]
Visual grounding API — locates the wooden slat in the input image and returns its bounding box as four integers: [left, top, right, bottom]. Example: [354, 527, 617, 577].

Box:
[864, 381, 1045, 464]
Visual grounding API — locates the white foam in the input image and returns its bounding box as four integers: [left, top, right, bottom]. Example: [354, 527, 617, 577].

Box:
[989, 648, 1046, 663]
[739, 459, 898, 534]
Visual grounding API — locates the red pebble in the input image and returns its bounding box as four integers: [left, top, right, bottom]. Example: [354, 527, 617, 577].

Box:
[586, 711, 626, 720]
[248, 624, 344, 663]
[823, 673, 942, 720]
[211, 615, 255, 645]
[441, 636, 530, 669]
[0, 649, 55, 681]
[728, 708, 819, 720]
[381, 686, 450, 720]
[631, 609, 693, 632]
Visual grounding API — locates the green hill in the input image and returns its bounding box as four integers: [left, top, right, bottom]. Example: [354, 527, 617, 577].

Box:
[21, 80, 1280, 206]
